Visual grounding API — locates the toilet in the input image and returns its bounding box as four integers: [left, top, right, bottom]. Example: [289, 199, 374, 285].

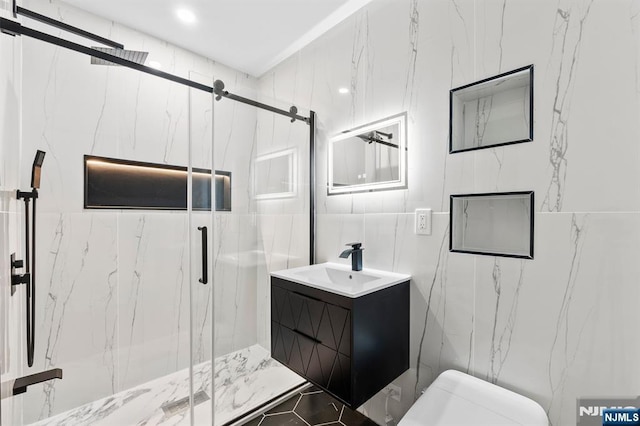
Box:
[399, 370, 548, 426]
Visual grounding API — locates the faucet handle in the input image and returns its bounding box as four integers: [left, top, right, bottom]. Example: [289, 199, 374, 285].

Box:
[345, 242, 362, 250]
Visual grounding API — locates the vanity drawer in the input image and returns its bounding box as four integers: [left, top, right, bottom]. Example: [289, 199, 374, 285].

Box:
[271, 322, 351, 401]
[288, 291, 325, 340]
[272, 283, 351, 356]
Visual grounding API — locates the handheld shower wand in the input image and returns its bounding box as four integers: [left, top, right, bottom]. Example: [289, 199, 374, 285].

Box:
[31, 150, 46, 188]
[12, 150, 45, 368]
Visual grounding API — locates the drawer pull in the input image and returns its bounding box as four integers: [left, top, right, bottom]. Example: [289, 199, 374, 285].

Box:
[293, 328, 321, 344]
[291, 291, 322, 303]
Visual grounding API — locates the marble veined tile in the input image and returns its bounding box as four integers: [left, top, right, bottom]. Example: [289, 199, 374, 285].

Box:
[29, 345, 305, 426]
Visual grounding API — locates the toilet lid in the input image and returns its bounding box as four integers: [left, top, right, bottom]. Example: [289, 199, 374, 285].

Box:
[399, 370, 548, 426]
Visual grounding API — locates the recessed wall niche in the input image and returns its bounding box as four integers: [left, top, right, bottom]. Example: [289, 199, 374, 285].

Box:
[450, 65, 533, 153]
[84, 155, 231, 211]
[450, 191, 534, 259]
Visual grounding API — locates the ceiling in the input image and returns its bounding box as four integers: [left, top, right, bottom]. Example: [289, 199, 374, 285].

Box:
[61, 0, 371, 77]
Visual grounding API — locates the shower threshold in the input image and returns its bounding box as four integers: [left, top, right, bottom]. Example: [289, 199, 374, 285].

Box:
[30, 344, 306, 426]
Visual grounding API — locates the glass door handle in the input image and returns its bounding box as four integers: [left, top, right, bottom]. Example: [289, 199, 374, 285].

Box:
[197, 226, 208, 284]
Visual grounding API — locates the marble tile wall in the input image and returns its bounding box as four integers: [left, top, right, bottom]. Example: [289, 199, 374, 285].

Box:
[0, 0, 263, 424]
[261, 0, 640, 425]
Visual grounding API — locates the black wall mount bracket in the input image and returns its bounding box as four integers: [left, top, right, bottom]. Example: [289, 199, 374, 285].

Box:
[10, 252, 29, 295]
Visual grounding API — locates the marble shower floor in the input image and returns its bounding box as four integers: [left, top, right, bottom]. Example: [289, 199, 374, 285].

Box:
[30, 345, 306, 426]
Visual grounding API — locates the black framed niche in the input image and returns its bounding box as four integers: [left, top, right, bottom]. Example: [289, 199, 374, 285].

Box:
[450, 191, 534, 259]
[84, 155, 231, 212]
[450, 65, 533, 153]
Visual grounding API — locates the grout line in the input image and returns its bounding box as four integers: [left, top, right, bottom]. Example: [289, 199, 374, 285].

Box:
[338, 405, 345, 422]
[293, 411, 312, 426]
[292, 393, 304, 412]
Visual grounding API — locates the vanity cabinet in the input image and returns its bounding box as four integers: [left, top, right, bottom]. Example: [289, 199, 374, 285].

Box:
[271, 276, 409, 408]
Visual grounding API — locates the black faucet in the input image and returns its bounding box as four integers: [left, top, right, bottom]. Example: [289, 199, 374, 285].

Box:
[339, 242, 364, 271]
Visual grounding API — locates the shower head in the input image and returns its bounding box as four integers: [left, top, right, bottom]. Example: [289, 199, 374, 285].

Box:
[90, 47, 149, 66]
[31, 150, 46, 189]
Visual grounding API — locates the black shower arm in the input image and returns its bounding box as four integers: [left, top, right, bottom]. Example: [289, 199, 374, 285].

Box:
[12, 0, 124, 49]
[0, 17, 213, 93]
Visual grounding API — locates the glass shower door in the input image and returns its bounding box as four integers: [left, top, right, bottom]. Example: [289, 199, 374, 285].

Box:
[0, 19, 213, 426]
[209, 81, 312, 424]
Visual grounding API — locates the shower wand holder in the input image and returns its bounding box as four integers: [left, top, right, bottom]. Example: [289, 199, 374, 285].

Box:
[17, 189, 38, 201]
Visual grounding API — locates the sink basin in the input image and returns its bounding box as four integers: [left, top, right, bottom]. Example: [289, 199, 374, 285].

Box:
[271, 262, 411, 298]
[295, 267, 379, 285]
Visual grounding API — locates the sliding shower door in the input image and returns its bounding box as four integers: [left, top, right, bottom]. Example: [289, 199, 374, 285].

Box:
[1, 17, 214, 426]
[209, 80, 312, 424]
[0, 7, 314, 424]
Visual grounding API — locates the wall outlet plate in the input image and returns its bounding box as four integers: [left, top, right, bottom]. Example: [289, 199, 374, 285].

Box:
[415, 208, 432, 235]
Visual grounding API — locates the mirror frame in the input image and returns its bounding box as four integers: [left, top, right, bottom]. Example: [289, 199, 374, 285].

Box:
[253, 148, 297, 200]
[328, 112, 407, 195]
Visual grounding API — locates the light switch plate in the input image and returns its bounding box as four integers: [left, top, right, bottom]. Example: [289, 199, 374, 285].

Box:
[415, 208, 432, 235]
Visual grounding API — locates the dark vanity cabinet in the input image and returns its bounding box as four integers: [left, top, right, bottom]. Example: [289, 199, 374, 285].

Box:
[271, 276, 409, 408]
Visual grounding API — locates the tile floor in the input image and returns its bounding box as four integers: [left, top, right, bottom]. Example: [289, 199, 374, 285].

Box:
[244, 387, 378, 426]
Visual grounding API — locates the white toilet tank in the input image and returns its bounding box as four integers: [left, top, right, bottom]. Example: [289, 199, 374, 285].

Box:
[399, 370, 548, 426]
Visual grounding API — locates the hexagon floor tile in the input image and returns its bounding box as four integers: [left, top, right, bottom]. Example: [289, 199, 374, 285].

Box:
[245, 387, 378, 426]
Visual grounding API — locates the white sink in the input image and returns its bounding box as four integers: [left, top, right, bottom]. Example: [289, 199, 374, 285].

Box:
[271, 262, 411, 298]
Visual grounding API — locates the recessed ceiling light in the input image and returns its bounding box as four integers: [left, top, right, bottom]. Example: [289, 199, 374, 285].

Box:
[148, 61, 162, 69]
[338, 87, 349, 94]
[176, 8, 196, 24]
